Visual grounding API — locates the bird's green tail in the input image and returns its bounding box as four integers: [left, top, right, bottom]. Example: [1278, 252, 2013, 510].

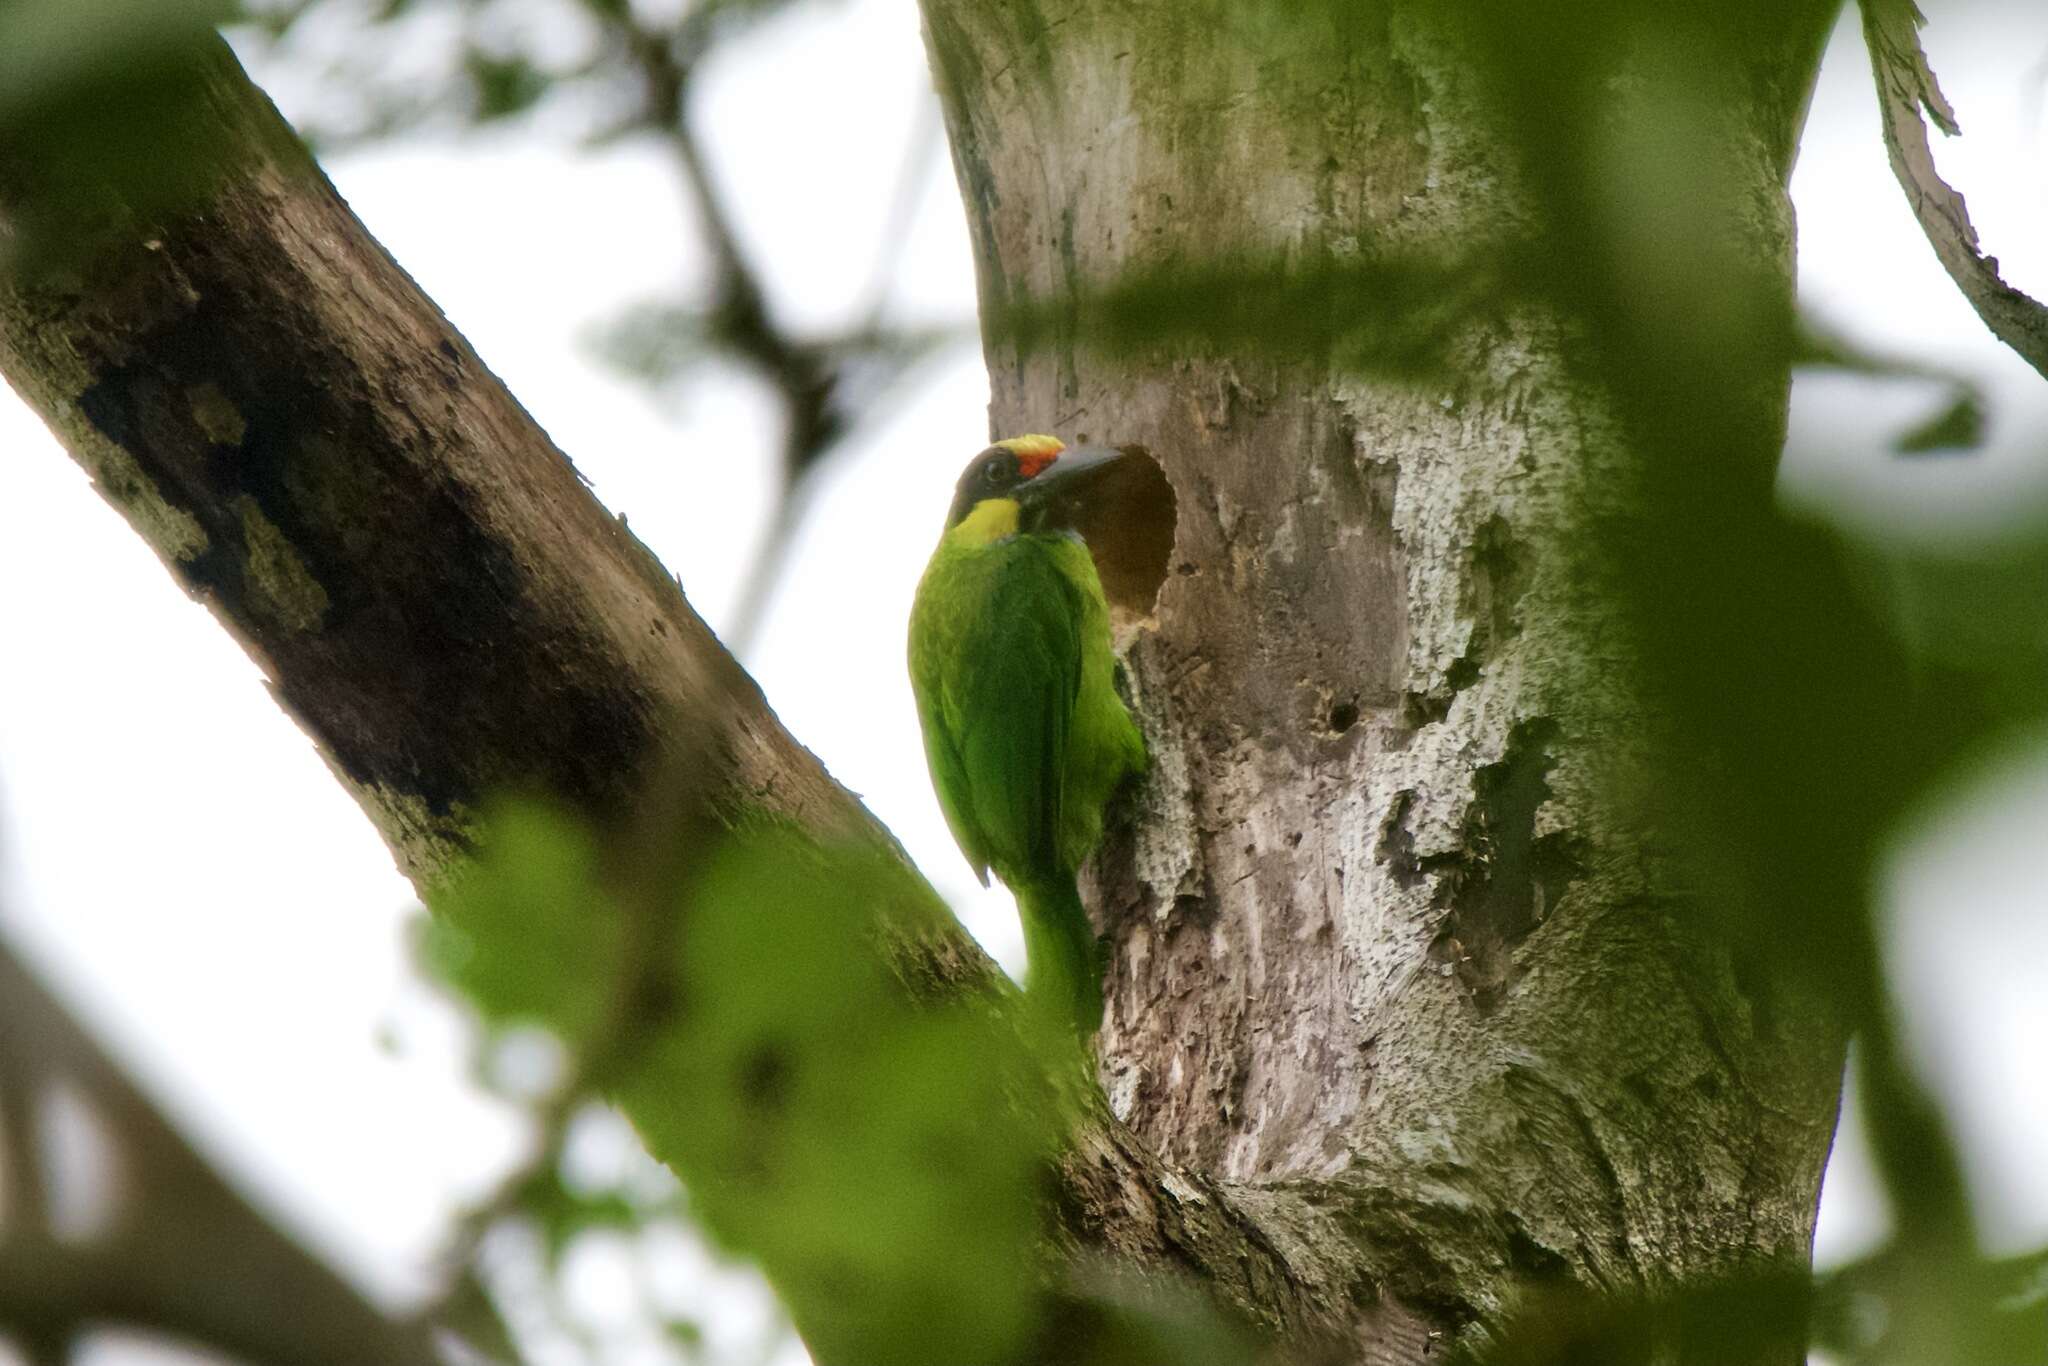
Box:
[1017, 877, 1103, 1038]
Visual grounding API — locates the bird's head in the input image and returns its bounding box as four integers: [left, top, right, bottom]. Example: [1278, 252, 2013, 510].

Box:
[943, 434, 1130, 544]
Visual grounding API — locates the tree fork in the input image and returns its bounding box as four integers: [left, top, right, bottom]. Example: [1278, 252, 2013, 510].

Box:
[0, 35, 1364, 1363]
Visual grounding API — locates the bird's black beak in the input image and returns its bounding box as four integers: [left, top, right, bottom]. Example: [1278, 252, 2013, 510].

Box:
[1017, 445, 1127, 526]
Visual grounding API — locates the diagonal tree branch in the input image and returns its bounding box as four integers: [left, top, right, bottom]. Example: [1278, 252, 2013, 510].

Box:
[0, 36, 1356, 1363]
[1861, 0, 2048, 380]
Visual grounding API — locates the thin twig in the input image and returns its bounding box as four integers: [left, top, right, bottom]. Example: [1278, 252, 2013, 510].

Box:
[856, 96, 945, 330]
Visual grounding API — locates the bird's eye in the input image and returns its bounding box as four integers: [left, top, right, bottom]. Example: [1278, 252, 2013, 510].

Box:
[983, 456, 1008, 483]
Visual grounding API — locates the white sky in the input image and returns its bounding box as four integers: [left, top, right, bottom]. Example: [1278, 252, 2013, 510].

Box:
[0, 2, 2043, 1362]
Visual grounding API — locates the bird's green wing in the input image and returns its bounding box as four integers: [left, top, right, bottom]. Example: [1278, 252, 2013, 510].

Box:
[956, 541, 1081, 882]
[909, 589, 993, 886]
[916, 539, 1082, 886]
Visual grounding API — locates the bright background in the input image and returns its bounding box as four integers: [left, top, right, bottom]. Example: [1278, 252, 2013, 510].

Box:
[0, 2, 2043, 1361]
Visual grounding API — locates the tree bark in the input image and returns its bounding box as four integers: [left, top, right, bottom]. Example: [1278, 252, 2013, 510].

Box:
[0, 11, 1849, 1363]
[922, 0, 1843, 1344]
[0, 35, 1340, 1362]
[0, 44, 868, 893]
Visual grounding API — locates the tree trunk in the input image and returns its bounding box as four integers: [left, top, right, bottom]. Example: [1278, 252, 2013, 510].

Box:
[923, 0, 1843, 1343]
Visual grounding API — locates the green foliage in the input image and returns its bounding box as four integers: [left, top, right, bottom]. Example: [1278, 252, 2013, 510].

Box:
[425, 802, 625, 1052]
[0, 0, 226, 109]
[1891, 390, 1984, 454]
[1058, 1259, 1263, 1366]
[1814, 1239, 2048, 1365]
[1441, 5, 2048, 1361]
[507, 1153, 647, 1265]
[621, 825, 1052, 1365]
[1794, 312, 1990, 454]
[426, 805, 1059, 1366]
[988, 250, 1504, 381]
[0, 0, 240, 273]
[463, 47, 552, 123]
[1457, 1270, 1813, 1366]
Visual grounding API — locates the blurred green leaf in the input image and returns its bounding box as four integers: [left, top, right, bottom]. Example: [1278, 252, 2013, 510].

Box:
[0, 2, 244, 274]
[1458, 1268, 1812, 1366]
[464, 46, 552, 122]
[424, 809, 1057, 1366]
[1433, 12, 2048, 1364]
[422, 800, 624, 1052]
[1793, 310, 1991, 455]
[1892, 390, 1985, 453]
[1815, 1239, 2048, 1364]
[1060, 1257, 1261, 1366]
[990, 250, 1506, 379]
[514, 1161, 645, 1267]
[621, 824, 1052, 1366]
[0, 0, 230, 116]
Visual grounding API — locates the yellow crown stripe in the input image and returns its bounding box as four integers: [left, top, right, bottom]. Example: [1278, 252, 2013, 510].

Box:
[993, 434, 1065, 460]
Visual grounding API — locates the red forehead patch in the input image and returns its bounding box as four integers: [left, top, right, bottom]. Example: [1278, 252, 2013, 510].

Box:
[1017, 449, 1059, 479]
[995, 433, 1064, 480]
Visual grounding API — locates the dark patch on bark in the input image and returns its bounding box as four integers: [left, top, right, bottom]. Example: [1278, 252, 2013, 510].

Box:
[1054, 201, 1081, 405]
[67, 200, 658, 825]
[1378, 789, 1469, 895]
[1377, 791, 1424, 890]
[1471, 513, 1528, 651]
[1429, 718, 1583, 1010]
[1396, 516, 1525, 732]
[1444, 652, 1482, 694]
[1330, 1182, 1491, 1332]
[1399, 690, 1449, 730]
[1503, 1219, 1573, 1282]
[1398, 638, 1482, 729]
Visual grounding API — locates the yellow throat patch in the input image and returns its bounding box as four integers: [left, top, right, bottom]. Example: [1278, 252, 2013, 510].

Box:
[948, 497, 1021, 547]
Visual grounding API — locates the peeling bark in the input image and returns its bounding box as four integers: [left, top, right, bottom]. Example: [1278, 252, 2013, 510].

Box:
[1861, 0, 2048, 380]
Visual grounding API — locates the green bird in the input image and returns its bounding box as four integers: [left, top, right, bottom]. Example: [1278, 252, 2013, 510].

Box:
[908, 435, 1148, 1035]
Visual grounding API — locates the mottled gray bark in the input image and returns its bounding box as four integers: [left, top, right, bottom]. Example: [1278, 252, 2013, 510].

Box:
[922, 0, 1843, 1349]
